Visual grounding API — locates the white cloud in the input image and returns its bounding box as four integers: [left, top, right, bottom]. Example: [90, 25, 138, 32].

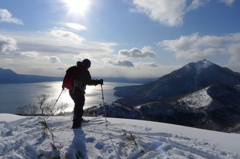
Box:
[227, 43, 240, 62]
[186, 0, 210, 11]
[50, 29, 85, 44]
[73, 55, 83, 61]
[131, 0, 186, 27]
[228, 42, 240, 54]
[103, 58, 134, 67]
[0, 9, 24, 25]
[0, 35, 17, 53]
[225, 42, 240, 71]
[160, 33, 223, 52]
[131, 0, 233, 27]
[73, 53, 93, 61]
[4, 58, 13, 62]
[20, 51, 40, 58]
[48, 56, 61, 63]
[20, 51, 61, 63]
[118, 47, 156, 58]
[159, 32, 240, 60]
[66, 23, 87, 31]
[218, 0, 235, 6]
[43, 56, 61, 63]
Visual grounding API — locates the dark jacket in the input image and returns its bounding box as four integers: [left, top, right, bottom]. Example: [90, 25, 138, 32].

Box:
[69, 62, 98, 95]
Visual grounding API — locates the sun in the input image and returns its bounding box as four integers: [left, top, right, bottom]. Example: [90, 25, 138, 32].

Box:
[65, 0, 90, 13]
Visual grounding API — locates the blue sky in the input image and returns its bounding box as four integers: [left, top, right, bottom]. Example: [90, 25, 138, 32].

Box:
[0, 0, 240, 78]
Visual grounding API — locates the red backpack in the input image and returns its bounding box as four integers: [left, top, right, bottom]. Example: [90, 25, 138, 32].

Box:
[62, 66, 85, 90]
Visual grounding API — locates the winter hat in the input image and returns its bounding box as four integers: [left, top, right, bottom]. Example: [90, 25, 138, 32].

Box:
[82, 59, 91, 68]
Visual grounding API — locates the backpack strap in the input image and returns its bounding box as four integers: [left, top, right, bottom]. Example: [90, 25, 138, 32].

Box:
[73, 67, 85, 77]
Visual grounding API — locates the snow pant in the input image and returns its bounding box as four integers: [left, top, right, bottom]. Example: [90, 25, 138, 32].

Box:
[70, 93, 85, 128]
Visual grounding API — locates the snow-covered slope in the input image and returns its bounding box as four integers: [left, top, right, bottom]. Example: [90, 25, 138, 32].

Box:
[0, 113, 240, 159]
[173, 86, 213, 108]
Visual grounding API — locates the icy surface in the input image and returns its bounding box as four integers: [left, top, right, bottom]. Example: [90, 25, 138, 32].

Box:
[0, 114, 240, 159]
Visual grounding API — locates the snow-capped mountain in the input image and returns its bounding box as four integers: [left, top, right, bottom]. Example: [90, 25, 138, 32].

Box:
[92, 59, 240, 132]
[114, 59, 240, 106]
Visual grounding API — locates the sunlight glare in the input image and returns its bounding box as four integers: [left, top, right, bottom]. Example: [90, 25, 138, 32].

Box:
[66, 0, 90, 13]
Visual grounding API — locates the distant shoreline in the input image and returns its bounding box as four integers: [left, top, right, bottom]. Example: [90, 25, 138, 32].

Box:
[0, 68, 158, 84]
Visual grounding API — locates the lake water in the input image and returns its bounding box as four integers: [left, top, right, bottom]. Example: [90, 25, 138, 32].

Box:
[0, 81, 140, 114]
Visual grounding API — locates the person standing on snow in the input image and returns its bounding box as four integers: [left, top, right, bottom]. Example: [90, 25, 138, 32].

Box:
[69, 59, 103, 129]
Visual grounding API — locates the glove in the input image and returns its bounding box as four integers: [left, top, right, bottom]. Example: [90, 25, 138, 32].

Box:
[98, 79, 103, 85]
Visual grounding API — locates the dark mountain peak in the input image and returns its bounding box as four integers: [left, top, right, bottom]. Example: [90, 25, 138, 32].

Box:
[167, 59, 216, 77]
[0, 68, 17, 76]
[187, 59, 214, 71]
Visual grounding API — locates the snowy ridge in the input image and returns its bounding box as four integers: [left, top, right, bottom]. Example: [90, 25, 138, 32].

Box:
[0, 114, 239, 159]
[131, 84, 240, 132]
[193, 59, 213, 72]
[175, 87, 212, 108]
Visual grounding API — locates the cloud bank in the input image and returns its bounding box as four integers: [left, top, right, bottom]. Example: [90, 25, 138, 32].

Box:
[159, 32, 240, 61]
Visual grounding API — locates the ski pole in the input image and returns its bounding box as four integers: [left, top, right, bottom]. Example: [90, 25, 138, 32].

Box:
[50, 88, 64, 115]
[101, 84, 107, 126]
